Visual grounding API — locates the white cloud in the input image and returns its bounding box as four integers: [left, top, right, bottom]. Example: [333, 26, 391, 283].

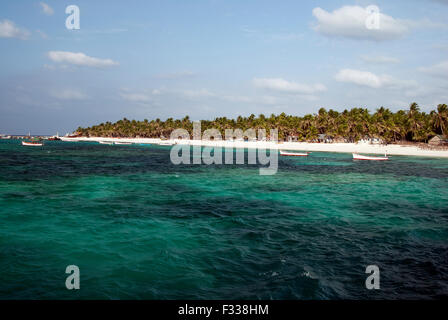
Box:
[47, 51, 119, 68]
[419, 60, 448, 78]
[312, 5, 408, 41]
[0, 19, 30, 39]
[360, 55, 400, 64]
[253, 78, 326, 94]
[39, 2, 54, 16]
[50, 89, 88, 100]
[335, 69, 385, 88]
[334, 69, 416, 89]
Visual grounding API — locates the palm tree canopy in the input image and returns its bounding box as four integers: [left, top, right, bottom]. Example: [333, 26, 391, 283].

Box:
[76, 102, 446, 143]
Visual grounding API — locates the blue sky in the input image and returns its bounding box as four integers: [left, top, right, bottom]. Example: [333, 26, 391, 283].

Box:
[1, 0, 448, 135]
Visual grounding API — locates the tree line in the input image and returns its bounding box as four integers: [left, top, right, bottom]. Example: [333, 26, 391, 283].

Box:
[76, 103, 448, 143]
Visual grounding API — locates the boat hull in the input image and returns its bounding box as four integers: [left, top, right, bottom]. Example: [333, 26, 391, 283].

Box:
[279, 150, 309, 157]
[22, 141, 43, 147]
[353, 153, 388, 161]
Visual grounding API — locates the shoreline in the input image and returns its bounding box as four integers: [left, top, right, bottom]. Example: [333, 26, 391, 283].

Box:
[59, 136, 448, 158]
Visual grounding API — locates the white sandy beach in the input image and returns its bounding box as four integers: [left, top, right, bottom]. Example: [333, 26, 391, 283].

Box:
[59, 136, 448, 158]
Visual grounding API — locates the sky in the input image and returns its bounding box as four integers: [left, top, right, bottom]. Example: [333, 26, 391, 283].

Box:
[1, 0, 448, 135]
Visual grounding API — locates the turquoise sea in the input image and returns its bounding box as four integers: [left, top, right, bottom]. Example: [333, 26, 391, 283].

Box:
[0, 140, 447, 299]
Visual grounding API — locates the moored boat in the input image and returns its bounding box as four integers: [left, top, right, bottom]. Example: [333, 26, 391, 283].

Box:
[159, 141, 175, 146]
[47, 132, 61, 141]
[22, 140, 43, 147]
[353, 153, 389, 161]
[99, 141, 114, 145]
[114, 141, 133, 145]
[279, 150, 309, 157]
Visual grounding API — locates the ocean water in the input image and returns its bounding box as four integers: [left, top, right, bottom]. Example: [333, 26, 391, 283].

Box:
[0, 140, 447, 299]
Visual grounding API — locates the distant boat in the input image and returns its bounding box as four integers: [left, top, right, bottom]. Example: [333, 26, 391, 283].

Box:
[159, 141, 175, 146]
[22, 140, 43, 147]
[353, 153, 389, 161]
[279, 150, 309, 157]
[114, 141, 133, 145]
[47, 132, 61, 141]
[99, 141, 114, 145]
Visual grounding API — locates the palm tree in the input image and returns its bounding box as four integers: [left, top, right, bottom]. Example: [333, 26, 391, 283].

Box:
[432, 104, 448, 136]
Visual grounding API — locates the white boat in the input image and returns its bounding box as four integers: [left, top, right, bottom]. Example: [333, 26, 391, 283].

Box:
[99, 141, 114, 145]
[114, 141, 133, 145]
[279, 150, 309, 157]
[22, 141, 43, 147]
[353, 153, 389, 161]
[159, 141, 175, 146]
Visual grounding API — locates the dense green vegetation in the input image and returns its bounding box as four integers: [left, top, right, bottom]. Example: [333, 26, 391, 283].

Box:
[77, 103, 448, 143]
